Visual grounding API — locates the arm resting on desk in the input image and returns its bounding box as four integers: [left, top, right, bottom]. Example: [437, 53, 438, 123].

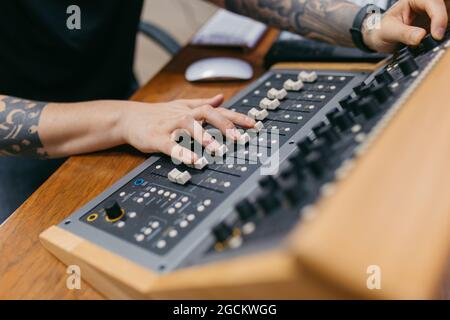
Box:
[0, 95, 255, 162]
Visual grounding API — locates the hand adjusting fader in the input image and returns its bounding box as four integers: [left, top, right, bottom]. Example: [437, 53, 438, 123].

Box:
[55, 32, 450, 273]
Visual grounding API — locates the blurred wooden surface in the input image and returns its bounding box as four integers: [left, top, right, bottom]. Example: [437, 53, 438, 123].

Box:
[0, 29, 279, 300]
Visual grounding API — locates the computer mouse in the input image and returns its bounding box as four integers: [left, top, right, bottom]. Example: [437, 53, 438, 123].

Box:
[185, 57, 253, 82]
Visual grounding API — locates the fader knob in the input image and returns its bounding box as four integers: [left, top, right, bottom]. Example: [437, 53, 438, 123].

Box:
[399, 56, 419, 76]
[330, 110, 354, 131]
[375, 70, 394, 84]
[422, 34, 441, 51]
[370, 83, 393, 103]
[235, 199, 257, 222]
[104, 200, 124, 221]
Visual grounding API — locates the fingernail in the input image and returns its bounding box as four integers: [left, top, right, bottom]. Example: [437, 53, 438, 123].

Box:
[231, 128, 241, 140]
[411, 30, 423, 43]
[437, 27, 446, 40]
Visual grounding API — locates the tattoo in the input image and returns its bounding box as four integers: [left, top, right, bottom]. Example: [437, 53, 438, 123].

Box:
[0, 96, 48, 158]
[224, 0, 360, 47]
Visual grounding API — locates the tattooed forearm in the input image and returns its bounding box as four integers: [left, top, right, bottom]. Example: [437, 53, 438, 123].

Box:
[0, 96, 48, 158]
[223, 0, 360, 47]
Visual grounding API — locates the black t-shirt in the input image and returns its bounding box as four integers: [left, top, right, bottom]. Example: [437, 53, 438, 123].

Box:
[0, 0, 143, 102]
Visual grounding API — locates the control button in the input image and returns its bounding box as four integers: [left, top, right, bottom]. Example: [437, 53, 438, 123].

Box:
[117, 221, 125, 228]
[187, 214, 196, 221]
[375, 70, 394, 84]
[128, 211, 137, 218]
[181, 196, 189, 203]
[156, 240, 167, 249]
[168, 208, 175, 215]
[119, 192, 126, 197]
[180, 220, 189, 228]
[422, 34, 442, 51]
[258, 176, 279, 191]
[169, 229, 178, 238]
[134, 178, 145, 186]
[135, 234, 145, 242]
[329, 110, 355, 132]
[104, 200, 124, 222]
[358, 96, 382, 119]
[151, 221, 160, 229]
[256, 193, 281, 214]
[197, 205, 205, 212]
[144, 228, 152, 235]
[137, 197, 144, 204]
[212, 223, 233, 243]
[399, 56, 419, 76]
[370, 83, 392, 103]
[204, 199, 212, 206]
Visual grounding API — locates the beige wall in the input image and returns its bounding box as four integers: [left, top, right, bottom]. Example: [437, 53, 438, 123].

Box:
[134, 0, 218, 85]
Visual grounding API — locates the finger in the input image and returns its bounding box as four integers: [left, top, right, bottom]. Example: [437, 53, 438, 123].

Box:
[181, 118, 221, 150]
[193, 105, 241, 141]
[215, 108, 256, 128]
[411, 0, 448, 39]
[178, 94, 224, 109]
[380, 16, 427, 46]
[162, 139, 198, 165]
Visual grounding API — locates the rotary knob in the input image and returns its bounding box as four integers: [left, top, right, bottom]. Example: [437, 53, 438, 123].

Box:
[314, 124, 340, 144]
[339, 96, 360, 115]
[235, 199, 257, 222]
[212, 222, 233, 243]
[256, 193, 281, 214]
[375, 70, 394, 84]
[353, 83, 372, 96]
[283, 181, 306, 206]
[259, 176, 279, 191]
[305, 151, 328, 178]
[399, 56, 419, 76]
[330, 110, 355, 131]
[296, 137, 314, 154]
[370, 82, 393, 103]
[422, 34, 442, 51]
[104, 200, 124, 221]
[358, 96, 381, 119]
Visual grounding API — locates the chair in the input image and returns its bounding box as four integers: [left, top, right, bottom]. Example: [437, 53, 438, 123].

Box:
[139, 21, 181, 56]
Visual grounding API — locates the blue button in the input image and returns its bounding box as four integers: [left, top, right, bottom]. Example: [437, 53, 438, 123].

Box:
[134, 178, 145, 186]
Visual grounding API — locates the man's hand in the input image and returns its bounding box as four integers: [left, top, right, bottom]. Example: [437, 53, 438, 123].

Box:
[363, 0, 449, 53]
[118, 95, 256, 164]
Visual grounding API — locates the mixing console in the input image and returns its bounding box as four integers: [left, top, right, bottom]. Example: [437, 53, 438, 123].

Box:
[55, 33, 449, 274]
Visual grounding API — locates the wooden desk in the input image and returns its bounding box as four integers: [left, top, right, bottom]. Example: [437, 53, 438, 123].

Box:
[0, 30, 279, 300]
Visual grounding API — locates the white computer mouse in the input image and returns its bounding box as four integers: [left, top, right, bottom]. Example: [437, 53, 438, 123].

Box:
[185, 57, 253, 82]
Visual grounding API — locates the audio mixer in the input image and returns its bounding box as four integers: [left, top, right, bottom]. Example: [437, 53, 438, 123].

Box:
[41, 33, 450, 295]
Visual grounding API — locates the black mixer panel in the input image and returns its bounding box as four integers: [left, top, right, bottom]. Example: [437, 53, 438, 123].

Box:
[61, 32, 449, 272]
[79, 71, 355, 256]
